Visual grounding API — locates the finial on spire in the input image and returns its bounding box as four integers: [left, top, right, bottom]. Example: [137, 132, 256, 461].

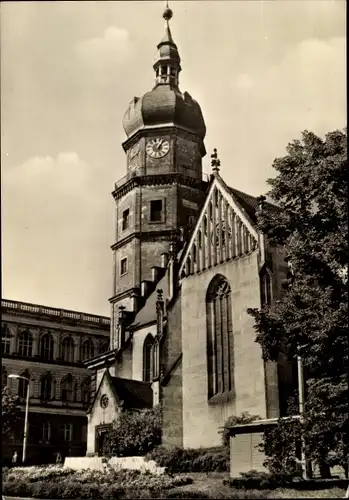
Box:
[163, 1, 173, 21]
[211, 148, 221, 173]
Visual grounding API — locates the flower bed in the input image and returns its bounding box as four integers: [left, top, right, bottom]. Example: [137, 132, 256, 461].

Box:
[2, 465, 193, 499]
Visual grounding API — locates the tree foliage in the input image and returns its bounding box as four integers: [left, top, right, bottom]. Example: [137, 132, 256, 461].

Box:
[247, 129, 348, 475]
[2, 386, 21, 443]
[221, 411, 261, 449]
[103, 405, 162, 457]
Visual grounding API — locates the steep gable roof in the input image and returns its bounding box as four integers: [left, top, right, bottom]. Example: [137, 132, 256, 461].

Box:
[110, 377, 153, 409]
[178, 174, 262, 276]
[87, 369, 153, 413]
[129, 273, 168, 329]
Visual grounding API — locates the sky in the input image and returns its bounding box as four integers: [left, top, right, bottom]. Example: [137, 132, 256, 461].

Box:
[1, 0, 346, 316]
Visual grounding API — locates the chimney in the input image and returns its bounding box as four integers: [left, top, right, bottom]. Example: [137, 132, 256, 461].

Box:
[141, 280, 151, 297]
[151, 266, 162, 283]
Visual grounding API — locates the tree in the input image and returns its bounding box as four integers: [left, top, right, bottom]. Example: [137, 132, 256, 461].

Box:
[103, 405, 162, 457]
[2, 386, 21, 444]
[248, 129, 348, 477]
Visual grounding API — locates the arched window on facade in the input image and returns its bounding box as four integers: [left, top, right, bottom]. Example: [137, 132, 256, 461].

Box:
[81, 339, 94, 361]
[81, 377, 91, 405]
[143, 334, 154, 382]
[260, 268, 273, 308]
[18, 330, 33, 357]
[40, 333, 54, 360]
[18, 370, 30, 399]
[206, 276, 234, 399]
[2, 366, 7, 389]
[61, 374, 76, 402]
[62, 337, 74, 362]
[99, 339, 109, 355]
[2, 324, 12, 355]
[40, 372, 53, 401]
[152, 339, 160, 380]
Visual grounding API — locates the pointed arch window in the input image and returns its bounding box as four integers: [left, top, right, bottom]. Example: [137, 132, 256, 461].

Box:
[206, 276, 234, 399]
[18, 370, 30, 399]
[152, 338, 160, 380]
[62, 337, 74, 362]
[61, 374, 76, 402]
[40, 333, 54, 360]
[81, 377, 91, 405]
[40, 372, 53, 401]
[143, 334, 154, 382]
[2, 324, 12, 355]
[18, 330, 33, 357]
[260, 268, 273, 307]
[81, 339, 94, 361]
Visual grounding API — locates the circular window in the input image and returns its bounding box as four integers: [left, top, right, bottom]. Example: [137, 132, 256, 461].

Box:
[100, 394, 109, 409]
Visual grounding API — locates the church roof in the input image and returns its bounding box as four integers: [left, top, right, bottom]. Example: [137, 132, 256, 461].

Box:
[227, 186, 280, 224]
[110, 376, 153, 409]
[129, 273, 168, 329]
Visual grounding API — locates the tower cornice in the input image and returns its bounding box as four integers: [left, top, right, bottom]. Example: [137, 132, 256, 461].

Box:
[122, 125, 206, 156]
[112, 172, 209, 201]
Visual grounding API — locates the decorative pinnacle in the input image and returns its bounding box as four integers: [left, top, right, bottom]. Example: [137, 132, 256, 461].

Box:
[211, 148, 221, 173]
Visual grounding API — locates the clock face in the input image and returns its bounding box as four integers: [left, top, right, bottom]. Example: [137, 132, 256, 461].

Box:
[129, 143, 140, 159]
[146, 138, 170, 159]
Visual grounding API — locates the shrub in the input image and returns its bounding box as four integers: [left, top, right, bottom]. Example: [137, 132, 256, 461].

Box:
[221, 412, 261, 450]
[147, 445, 229, 472]
[261, 416, 304, 480]
[2, 465, 194, 499]
[223, 469, 297, 490]
[103, 405, 162, 457]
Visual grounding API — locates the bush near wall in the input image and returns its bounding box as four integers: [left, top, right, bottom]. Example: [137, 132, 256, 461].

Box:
[103, 405, 162, 457]
[146, 446, 229, 472]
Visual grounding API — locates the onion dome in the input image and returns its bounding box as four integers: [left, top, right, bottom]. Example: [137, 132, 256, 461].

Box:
[122, 3, 206, 140]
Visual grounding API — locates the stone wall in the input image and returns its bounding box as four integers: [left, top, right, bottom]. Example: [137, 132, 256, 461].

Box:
[180, 251, 271, 448]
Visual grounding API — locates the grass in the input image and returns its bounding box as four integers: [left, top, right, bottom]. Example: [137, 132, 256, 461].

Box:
[171, 473, 347, 499]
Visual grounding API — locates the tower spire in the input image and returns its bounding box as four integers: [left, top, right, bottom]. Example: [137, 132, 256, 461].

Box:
[153, 2, 181, 88]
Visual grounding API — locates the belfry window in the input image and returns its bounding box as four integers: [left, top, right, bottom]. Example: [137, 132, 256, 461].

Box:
[161, 65, 167, 76]
[150, 200, 163, 222]
[120, 258, 128, 276]
[122, 209, 130, 231]
[206, 276, 234, 399]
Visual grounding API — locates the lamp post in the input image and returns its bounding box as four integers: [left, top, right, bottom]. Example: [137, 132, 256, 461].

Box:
[8, 374, 30, 464]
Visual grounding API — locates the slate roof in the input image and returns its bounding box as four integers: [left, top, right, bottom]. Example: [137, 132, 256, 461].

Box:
[129, 273, 168, 329]
[111, 376, 153, 409]
[227, 186, 280, 224]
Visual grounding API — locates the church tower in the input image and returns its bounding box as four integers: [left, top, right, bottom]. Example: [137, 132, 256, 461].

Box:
[110, 5, 208, 347]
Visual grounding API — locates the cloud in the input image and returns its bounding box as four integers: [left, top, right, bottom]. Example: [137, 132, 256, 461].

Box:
[75, 26, 132, 64]
[2, 153, 113, 315]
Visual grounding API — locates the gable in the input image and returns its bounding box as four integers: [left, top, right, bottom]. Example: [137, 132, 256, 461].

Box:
[88, 369, 120, 421]
[179, 176, 260, 278]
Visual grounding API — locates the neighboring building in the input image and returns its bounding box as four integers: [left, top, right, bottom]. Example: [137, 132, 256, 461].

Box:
[85, 6, 296, 456]
[1, 299, 110, 464]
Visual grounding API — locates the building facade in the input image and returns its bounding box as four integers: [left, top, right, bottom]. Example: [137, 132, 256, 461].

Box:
[84, 6, 296, 456]
[1, 299, 110, 465]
